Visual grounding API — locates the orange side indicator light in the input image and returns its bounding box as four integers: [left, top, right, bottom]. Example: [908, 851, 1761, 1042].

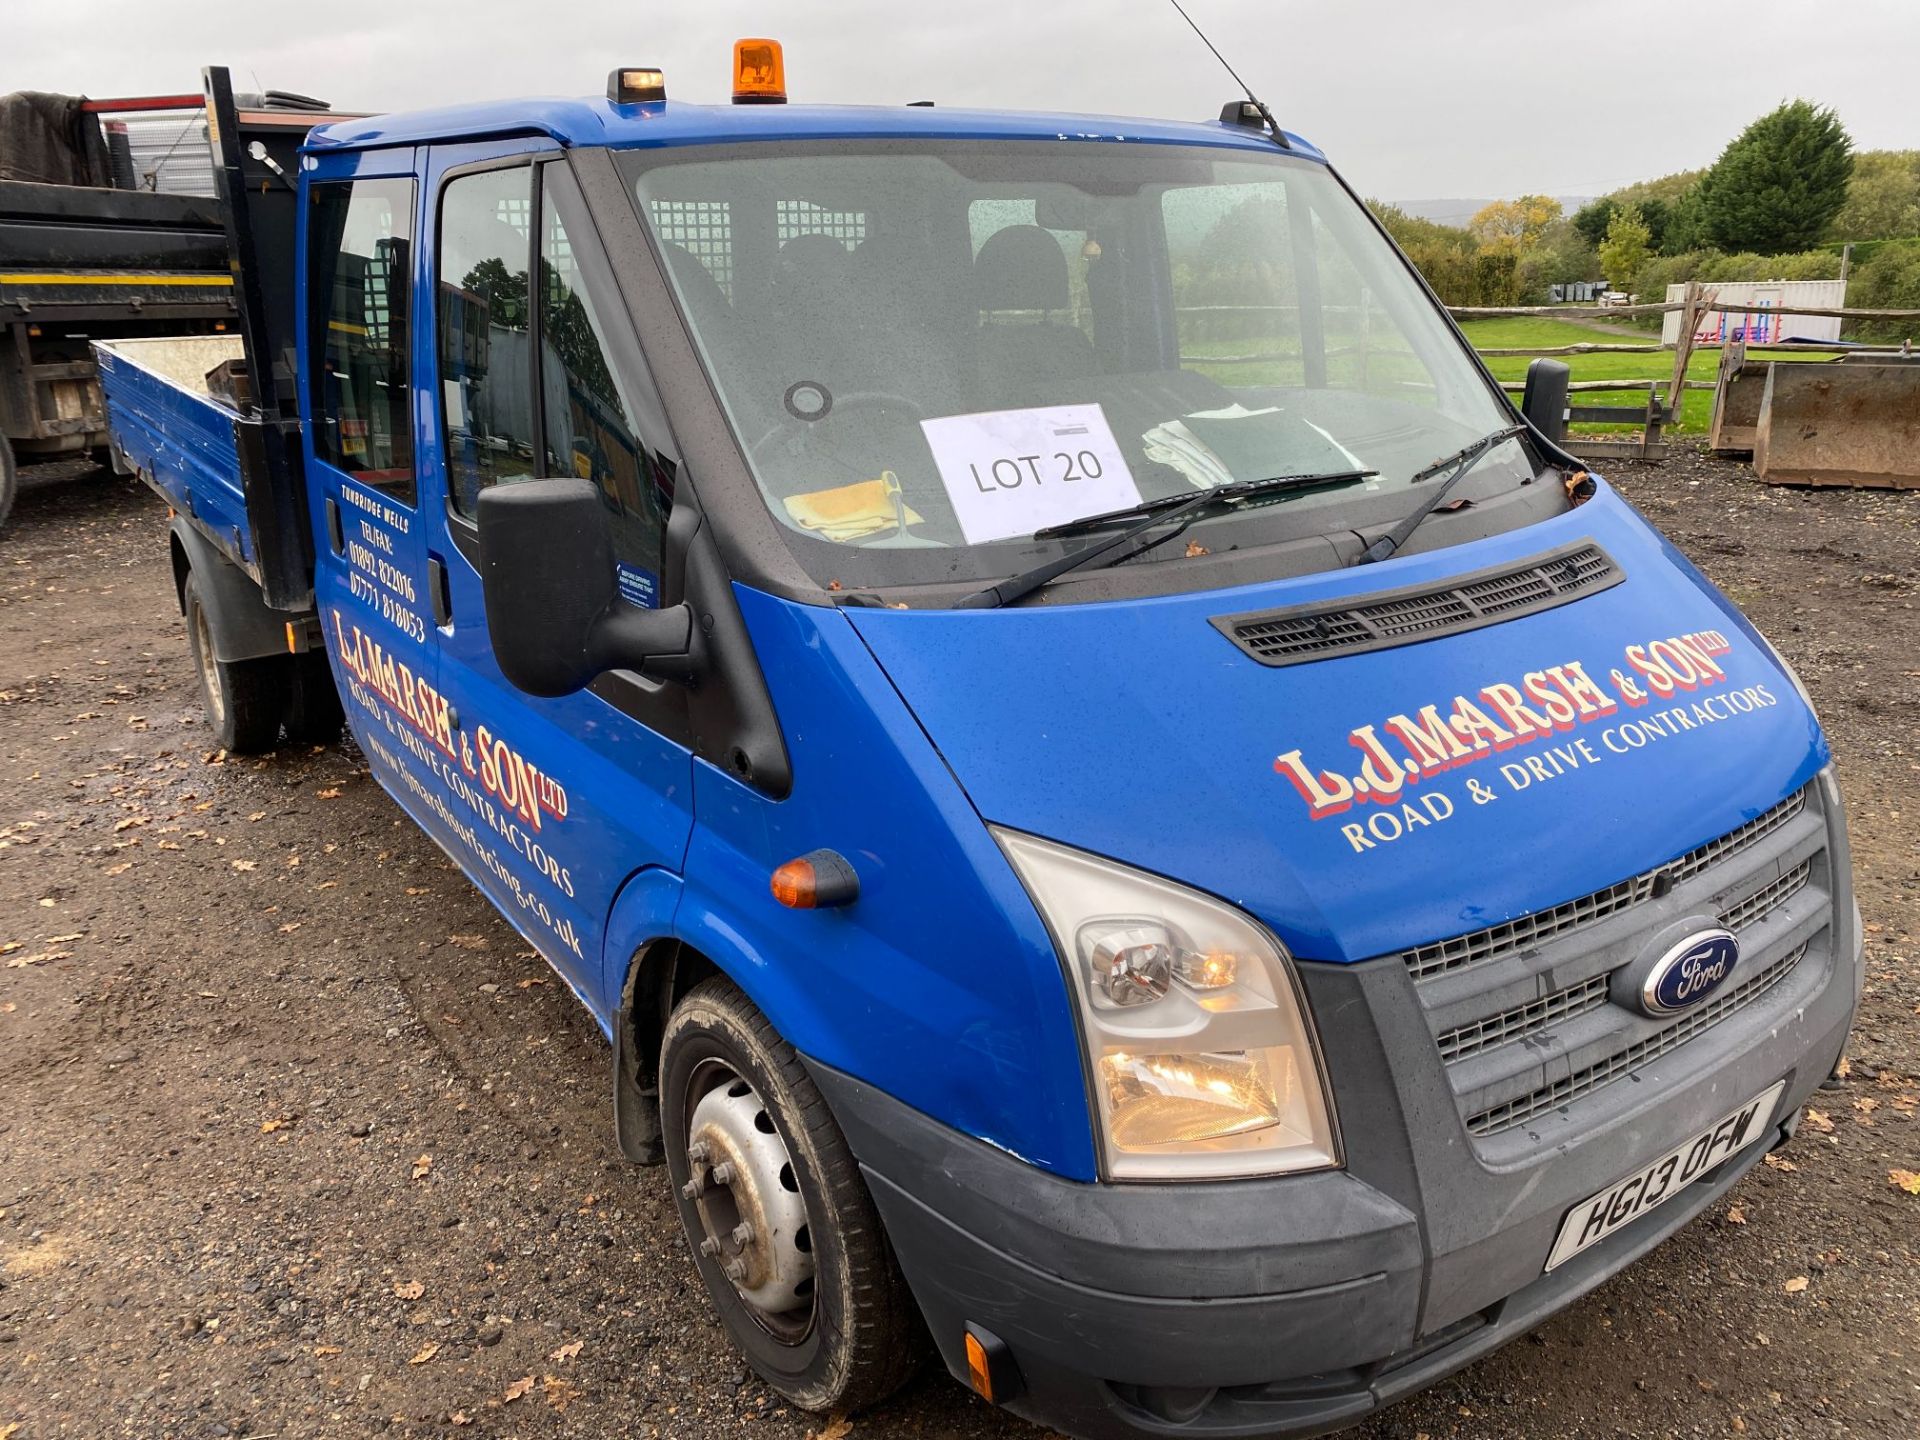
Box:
[770, 848, 859, 909]
[732, 38, 787, 105]
[963, 1324, 1020, 1404]
[964, 1330, 995, 1402]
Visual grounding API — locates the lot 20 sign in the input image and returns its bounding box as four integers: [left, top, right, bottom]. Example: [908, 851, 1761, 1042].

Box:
[1273, 630, 1783, 854]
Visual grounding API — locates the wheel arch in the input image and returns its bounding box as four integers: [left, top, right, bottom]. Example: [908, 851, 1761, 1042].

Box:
[169, 517, 289, 663]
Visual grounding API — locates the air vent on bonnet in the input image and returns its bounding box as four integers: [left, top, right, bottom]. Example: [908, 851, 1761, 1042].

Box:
[1212, 542, 1623, 667]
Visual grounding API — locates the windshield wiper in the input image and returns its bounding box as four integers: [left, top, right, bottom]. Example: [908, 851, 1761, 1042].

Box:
[955, 468, 1376, 610]
[1352, 425, 1529, 567]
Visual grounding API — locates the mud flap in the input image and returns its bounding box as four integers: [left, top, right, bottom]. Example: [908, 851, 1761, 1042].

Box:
[614, 965, 665, 1165]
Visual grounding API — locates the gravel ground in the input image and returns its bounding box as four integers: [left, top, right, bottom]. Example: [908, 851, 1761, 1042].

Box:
[1, 452, 1916, 1440]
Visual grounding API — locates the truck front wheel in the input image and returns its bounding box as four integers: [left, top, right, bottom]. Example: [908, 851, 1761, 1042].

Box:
[660, 976, 926, 1414]
[184, 571, 284, 754]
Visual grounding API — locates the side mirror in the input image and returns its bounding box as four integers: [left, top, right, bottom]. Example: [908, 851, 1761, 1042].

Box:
[1521, 358, 1571, 446]
[476, 477, 693, 697]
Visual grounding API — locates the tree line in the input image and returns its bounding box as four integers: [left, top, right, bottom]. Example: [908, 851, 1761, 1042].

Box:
[1369, 101, 1920, 340]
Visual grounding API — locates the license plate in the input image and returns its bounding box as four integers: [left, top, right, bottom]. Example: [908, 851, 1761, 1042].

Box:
[1544, 1080, 1786, 1272]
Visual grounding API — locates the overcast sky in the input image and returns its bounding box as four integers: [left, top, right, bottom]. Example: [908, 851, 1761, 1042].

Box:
[6, 0, 1913, 204]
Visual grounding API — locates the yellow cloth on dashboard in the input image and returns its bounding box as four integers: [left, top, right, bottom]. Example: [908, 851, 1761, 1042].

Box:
[783, 472, 922, 541]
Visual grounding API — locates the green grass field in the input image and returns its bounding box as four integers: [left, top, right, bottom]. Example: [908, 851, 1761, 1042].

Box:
[1457, 316, 1838, 433]
[1179, 312, 1838, 436]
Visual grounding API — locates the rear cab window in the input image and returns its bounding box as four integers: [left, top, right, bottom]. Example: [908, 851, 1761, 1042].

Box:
[308, 177, 417, 504]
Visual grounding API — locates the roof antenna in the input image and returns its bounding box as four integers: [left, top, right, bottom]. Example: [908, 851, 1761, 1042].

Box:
[1164, 0, 1291, 149]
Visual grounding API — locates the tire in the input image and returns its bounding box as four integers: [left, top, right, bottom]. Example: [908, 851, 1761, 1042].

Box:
[183, 571, 284, 754]
[661, 976, 927, 1414]
[283, 649, 345, 745]
[0, 434, 17, 533]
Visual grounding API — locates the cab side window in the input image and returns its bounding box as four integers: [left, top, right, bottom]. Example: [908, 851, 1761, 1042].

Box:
[309, 177, 416, 501]
[438, 166, 535, 517]
[538, 167, 669, 606]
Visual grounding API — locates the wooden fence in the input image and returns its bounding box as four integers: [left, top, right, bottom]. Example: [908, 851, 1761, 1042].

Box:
[1449, 284, 1920, 461]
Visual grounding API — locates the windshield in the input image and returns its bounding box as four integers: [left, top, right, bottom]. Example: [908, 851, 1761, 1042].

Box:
[623, 140, 1534, 595]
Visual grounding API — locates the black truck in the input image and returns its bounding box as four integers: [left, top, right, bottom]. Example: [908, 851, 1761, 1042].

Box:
[0, 87, 326, 527]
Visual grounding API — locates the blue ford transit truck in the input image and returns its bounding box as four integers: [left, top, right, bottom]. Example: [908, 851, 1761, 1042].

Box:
[95, 53, 1859, 1439]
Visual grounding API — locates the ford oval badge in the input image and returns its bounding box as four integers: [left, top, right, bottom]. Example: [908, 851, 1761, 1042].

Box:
[1641, 928, 1740, 1016]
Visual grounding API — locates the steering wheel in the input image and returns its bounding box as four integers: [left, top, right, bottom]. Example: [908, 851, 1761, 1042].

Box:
[748, 387, 931, 459]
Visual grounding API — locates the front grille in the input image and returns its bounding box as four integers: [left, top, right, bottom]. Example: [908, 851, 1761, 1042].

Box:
[1434, 850, 1817, 1070]
[1438, 975, 1609, 1064]
[1395, 778, 1831, 1150]
[1406, 786, 1810, 981]
[1212, 542, 1622, 668]
[1720, 859, 1811, 932]
[1466, 943, 1809, 1135]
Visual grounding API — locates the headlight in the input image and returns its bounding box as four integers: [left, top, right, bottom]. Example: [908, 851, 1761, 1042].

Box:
[995, 828, 1339, 1180]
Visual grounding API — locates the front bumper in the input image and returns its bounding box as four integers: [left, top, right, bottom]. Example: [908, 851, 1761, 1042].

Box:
[808, 847, 1861, 1438]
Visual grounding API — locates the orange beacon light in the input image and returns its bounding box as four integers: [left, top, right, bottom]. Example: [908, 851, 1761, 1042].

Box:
[732, 38, 787, 104]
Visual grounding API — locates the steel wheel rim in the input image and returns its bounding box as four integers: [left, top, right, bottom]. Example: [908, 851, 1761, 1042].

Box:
[193, 601, 225, 728]
[681, 1057, 817, 1343]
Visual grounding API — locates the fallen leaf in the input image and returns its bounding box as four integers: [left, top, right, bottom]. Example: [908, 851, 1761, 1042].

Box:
[314, 1344, 342, 1356]
[113, 816, 148, 832]
[517, 977, 548, 989]
[260, 1118, 291, 1133]
[1891, 1170, 1920, 1195]
[449, 1414, 472, 1428]
[1, 1422, 21, 1440]
[1833, 1056, 1852, 1079]
[809, 1417, 854, 1440]
[405, 886, 430, 896]
[278, 922, 301, 934]
[1763, 1154, 1797, 1173]
[411, 1154, 433, 1180]
[1, 1002, 16, 1013]
[543, 1374, 579, 1412]
[393, 1279, 425, 1300]
[0, 942, 19, 955]
[317, 787, 343, 799]
[1783, 1275, 1809, 1294]
[7, 950, 71, 968]
[448, 934, 486, 949]
[105, 862, 133, 875]
[44, 933, 83, 943]
[409, 1342, 440, 1365]
[1183, 539, 1210, 558]
[1856, 1097, 1880, 1116]
[503, 1375, 535, 1403]
[248, 811, 267, 822]
[549, 1340, 583, 1362]
[1725, 1205, 1746, 1225]
[231, 859, 258, 872]
[1803, 1109, 1835, 1134]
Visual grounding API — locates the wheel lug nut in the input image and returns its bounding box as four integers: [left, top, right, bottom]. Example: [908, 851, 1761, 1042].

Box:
[687, 1140, 711, 1164]
[698, 1236, 721, 1258]
[710, 1162, 735, 1186]
[724, 1258, 748, 1283]
[731, 1222, 754, 1247]
[680, 1175, 704, 1200]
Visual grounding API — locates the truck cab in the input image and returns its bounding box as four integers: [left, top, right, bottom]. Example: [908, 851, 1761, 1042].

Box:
[96, 50, 1860, 1440]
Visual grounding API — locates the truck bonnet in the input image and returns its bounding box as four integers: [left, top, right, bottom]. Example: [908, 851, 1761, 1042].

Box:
[842, 484, 1827, 964]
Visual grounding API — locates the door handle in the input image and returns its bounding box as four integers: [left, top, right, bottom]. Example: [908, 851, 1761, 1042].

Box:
[428, 555, 452, 627]
[324, 497, 344, 555]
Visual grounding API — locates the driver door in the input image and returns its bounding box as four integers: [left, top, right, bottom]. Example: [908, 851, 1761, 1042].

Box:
[419, 141, 694, 1016]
